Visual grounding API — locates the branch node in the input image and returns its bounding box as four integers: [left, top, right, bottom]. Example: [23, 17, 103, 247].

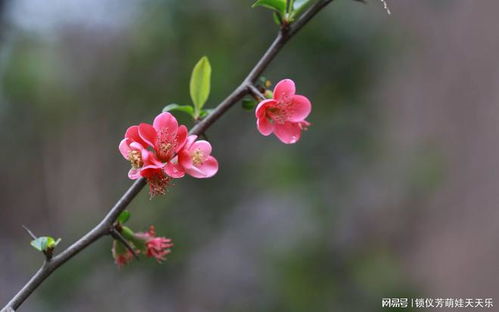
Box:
[247, 84, 266, 101]
[110, 228, 140, 261]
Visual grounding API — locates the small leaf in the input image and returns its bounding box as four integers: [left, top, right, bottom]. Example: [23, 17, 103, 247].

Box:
[252, 0, 287, 14]
[117, 210, 131, 224]
[30, 236, 60, 252]
[190, 56, 211, 117]
[162, 103, 195, 118]
[31, 237, 48, 251]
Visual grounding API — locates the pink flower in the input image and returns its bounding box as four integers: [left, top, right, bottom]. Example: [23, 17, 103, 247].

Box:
[119, 135, 173, 197]
[139, 112, 188, 178]
[255, 79, 312, 144]
[178, 135, 219, 178]
[112, 240, 136, 268]
[135, 226, 173, 263]
[119, 139, 153, 179]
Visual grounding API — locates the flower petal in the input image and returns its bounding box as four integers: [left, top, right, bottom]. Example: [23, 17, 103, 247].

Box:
[164, 160, 185, 178]
[178, 148, 193, 169]
[129, 141, 145, 151]
[142, 149, 163, 167]
[128, 168, 141, 179]
[125, 125, 147, 146]
[153, 112, 178, 133]
[257, 117, 274, 136]
[175, 125, 188, 152]
[191, 140, 212, 157]
[273, 122, 302, 144]
[185, 165, 206, 178]
[119, 139, 132, 159]
[287, 95, 311, 122]
[140, 165, 164, 178]
[255, 99, 276, 118]
[184, 135, 197, 151]
[138, 123, 157, 147]
[273, 79, 295, 101]
[198, 156, 218, 178]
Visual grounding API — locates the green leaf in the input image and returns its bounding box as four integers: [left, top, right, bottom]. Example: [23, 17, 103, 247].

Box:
[189, 56, 211, 117]
[30, 236, 61, 252]
[252, 0, 287, 14]
[117, 210, 131, 224]
[162, 103, 195, 118]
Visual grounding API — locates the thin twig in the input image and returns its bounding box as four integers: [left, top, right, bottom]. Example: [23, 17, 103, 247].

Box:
[247, 84, 266, 101]
[21, 225, 37, 240]
[2, 1, 335, 310]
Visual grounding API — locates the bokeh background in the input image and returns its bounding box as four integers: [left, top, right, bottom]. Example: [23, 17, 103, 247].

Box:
[1, 0, 498, 311]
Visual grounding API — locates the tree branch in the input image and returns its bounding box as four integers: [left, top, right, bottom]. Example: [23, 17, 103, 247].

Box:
[2, 1, 334, 310]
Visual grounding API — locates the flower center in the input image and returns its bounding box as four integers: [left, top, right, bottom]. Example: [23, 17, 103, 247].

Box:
[147, 172, 171, 198]
[156, 129, 177, 160]
[128, 150, 143, 169]
[267, 106, 287, 124]
[159, 142, 173, 156]
[192, 149, 204, 166]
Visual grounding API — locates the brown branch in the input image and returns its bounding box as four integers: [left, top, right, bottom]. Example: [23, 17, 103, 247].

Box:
[2, 1, 335, 310]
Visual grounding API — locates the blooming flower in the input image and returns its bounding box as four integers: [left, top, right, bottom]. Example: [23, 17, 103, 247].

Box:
[119, 112, 219, 196]
[139, 112, 188, 178]
[255, 79, 312, 144]
[178, 135, 219, 178]
[119, 131, 171, 196]
[135, 226, 173, 263]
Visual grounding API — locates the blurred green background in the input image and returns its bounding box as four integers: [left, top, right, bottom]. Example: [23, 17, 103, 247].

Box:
[2, 0, 499, 311]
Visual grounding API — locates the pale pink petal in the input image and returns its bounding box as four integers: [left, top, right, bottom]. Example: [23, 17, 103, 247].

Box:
[257, 117, 274, 136]
[138, 123, 157, 147]
[273, 79, 295, 101]
[153, 112, 178, 133]
[184, 135, 197, 150]
[128, 168, 141, 179]
[273, 122, 302, 144]
[185, 165, 208, 179]
[175, 125, 188, 152]
[255, 99, 276, 118]
[164, 161, 185, 178]
[198, 156, 218, 178]
[287, 95, 311, 122]
[129, 141, 145, 151]
[191, 140, 212, 157]
[119, 139, 132, 159]
[125, 125, 147, 146]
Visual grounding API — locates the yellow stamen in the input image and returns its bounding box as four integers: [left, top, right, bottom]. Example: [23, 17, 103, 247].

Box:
[128, 150, 143, 169]
[192, 149, 204, 166]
